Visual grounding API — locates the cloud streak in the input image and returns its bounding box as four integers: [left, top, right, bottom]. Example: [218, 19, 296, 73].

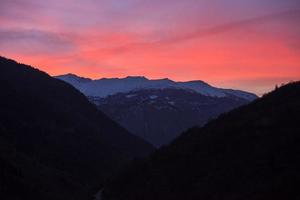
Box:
[79, 9, 300, 55]
[0, 28, 76, 55]
[160, 9, 300, 44]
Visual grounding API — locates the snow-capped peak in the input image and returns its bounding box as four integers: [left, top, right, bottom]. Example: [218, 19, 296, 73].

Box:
[54, 74, 257, 101]
[56, 73, 92, 84]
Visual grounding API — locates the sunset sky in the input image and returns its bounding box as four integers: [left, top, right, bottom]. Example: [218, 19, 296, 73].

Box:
[0, 0, 300, 95]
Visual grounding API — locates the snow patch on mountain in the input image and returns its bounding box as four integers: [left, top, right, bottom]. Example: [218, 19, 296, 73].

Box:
[168, 101, 175, 105]
[149, 95, 158, 99]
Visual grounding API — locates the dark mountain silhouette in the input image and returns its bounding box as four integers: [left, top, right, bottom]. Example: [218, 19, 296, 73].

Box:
[94, 88, 251, 147]
[0, 57, 154, 200]
[102, 81, 300, 200]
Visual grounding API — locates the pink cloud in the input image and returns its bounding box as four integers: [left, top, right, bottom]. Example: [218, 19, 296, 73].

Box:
[0, 0, 299, 94]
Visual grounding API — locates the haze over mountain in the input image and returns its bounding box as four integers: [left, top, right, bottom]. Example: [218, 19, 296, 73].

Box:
[102, 81, 300, 200]
[56, 74, 257, 147]
[0, 57, 154, 200]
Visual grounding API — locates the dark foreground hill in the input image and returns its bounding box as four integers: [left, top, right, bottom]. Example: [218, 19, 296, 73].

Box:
[103, 81, 300, 200]
[0, 57, 154, 200]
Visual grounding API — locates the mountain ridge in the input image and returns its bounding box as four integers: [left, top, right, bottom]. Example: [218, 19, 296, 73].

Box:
[55, 74, 257, 100]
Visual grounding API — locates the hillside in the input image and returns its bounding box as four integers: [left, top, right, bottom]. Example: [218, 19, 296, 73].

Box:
[103, 81, 300, 200]
[0, 57, 154, 200]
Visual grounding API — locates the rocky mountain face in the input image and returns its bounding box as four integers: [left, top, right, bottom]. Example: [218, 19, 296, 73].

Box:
[92, 88, 251, 147]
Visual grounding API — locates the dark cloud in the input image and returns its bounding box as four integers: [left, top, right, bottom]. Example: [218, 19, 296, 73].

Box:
[0, 28, 76, 55]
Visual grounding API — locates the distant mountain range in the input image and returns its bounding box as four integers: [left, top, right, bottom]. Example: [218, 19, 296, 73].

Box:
[56, 74, 257, 147]
[0, 57, 154, 200]
[55, 73, 257, 100]
[102, 81, 300, 200]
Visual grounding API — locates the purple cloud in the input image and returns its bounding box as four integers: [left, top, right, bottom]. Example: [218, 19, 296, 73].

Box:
[0, 28, 76, 55]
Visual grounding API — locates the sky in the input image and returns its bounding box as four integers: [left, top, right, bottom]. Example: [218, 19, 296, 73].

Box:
[0, 0, 300, 95]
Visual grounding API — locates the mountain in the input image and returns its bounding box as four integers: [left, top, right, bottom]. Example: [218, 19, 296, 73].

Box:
[0, 57, 154, 200]
[102, 81, 300, 200]
[55, 74, 257, 100]
[93, 88, 251, 147]
[56, 74, 257, 147]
